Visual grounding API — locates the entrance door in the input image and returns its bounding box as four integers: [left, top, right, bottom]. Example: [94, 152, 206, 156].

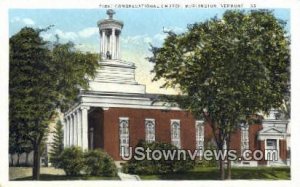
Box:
[266, 139, 277, 150]
[266, 139, 279, 164]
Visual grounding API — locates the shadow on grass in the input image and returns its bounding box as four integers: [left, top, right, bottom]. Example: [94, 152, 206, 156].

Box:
[13, 174, 120, 181]
[230, 167, 290, 180]
[140, 167, 290, 180]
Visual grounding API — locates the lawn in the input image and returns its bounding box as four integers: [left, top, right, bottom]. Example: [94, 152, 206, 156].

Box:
[9, 167, 119, 181]
[10, 166, 290, 180]
[14, 175, 119, 181]
[139, 166, 290, 180]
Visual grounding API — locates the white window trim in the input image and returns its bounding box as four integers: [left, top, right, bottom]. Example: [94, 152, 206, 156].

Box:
[240, 123, 249, 153]
[119, 117, 129, 157]
[170, 119, 181, 148]
[195, 120, 205, 155]
[119, 117, 129, 121]
[145, 118, 155, 143]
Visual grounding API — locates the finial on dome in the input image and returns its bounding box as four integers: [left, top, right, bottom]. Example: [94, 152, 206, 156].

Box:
[107, 9, 115, 19]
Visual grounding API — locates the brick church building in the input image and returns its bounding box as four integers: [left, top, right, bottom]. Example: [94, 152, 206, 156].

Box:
[63, 10, 290, 166]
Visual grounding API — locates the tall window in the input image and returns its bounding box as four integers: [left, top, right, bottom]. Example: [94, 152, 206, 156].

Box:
[119, 117, 129, 157]
[145, 119, 155, 143]
[171, 120, 181, 148]
[240, 123, 249, 153]
[195, 120, 205, 154]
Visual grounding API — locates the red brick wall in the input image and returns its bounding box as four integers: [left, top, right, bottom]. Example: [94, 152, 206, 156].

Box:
[279, 139, 287, 160]
[249, 124, 263, 152]
[258, 140, 267, 165]
[89, 107, 265, 160]
[99, 108, 198, 160]
[230, 129, 241, 155]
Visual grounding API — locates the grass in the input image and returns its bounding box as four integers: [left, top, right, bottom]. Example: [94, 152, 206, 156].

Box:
[139, 166, 290, 180]
[14, 174, 119, 181]
[10, 166, 290, 180]
[9, 167, 119, 181]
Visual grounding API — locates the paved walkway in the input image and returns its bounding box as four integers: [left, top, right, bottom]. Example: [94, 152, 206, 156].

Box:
[115, 161, 140, 181]
[117, 172, 141, 181]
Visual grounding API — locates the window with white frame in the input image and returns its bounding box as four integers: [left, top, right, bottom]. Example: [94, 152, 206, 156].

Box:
[240, 123, 249, 153]
[171, 119, 181, 148]
[195, 120, 205, 154]
[119, 117, 129, 157]
[145, 119, 155, 143]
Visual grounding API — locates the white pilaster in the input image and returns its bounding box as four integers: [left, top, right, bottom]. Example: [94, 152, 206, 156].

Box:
[65, 116, 68, 147]
[77, 110, 82, 147]
[81, 106, 90, 150]
[67, 116, 70, 147]
[74, 113, 78, 146]
[70, 114, 74, 146]
[277, 139, 280, 159]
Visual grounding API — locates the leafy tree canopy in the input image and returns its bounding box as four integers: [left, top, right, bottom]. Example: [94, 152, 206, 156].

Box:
[9, 26, 99, 179]
[149, 10, 290, 179]
[149, 10, 290, 123]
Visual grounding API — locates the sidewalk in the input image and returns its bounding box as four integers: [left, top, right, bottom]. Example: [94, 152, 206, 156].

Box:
[115, 161, 140, 181]
[117, 172, 141, 181]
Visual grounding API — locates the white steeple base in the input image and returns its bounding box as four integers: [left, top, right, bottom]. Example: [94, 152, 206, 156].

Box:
[88, 59, 146, 94]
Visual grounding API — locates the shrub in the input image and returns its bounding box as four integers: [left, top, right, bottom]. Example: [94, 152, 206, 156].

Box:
[59, 146, 84, 176]
[123, 140, 195, 175]
[84, 149, 117, 177]
[197, 141, 218, 167]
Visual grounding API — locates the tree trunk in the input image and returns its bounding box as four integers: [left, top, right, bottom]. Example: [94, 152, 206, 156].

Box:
[32, 144, 41, 180]
[218, 141, 225, 180]
[219, 159, 225, 180]
[227, 160, 231, 179]
[17, 153, 20, 166]
[25, 152, 29, 166]
[226, 133, 232, 179]
[10, 154, 14, 166]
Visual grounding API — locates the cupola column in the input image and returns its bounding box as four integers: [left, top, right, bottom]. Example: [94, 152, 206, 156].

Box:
[112, 28, 116, 59]
[98, 9, 123, 60]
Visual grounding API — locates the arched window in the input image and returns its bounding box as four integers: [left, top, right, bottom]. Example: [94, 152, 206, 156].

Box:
[240, 123, 249, 153]
[196, 120, 205, 155]
[145, 119, 155, 143]
[171, 120, 181, 148]
[119, 117, 129, 156]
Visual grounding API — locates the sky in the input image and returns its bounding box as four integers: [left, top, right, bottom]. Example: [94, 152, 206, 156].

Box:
[9, 8, 290, 94]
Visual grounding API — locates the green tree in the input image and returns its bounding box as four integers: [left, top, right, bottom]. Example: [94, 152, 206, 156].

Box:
[148, 10, 290, 179]
[9, 27, 99, 180]
[49, 119, 64, 168]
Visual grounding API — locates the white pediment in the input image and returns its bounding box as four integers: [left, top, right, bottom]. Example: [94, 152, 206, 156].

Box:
[258, 127, 287, 140]
[259, 127, 283, 134]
